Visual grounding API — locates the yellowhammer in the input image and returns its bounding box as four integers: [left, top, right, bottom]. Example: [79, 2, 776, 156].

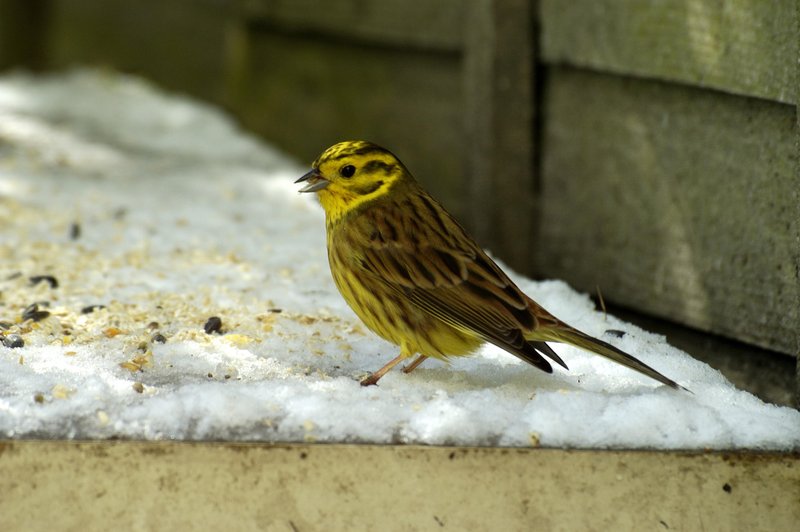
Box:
[297, 140, 685, 390]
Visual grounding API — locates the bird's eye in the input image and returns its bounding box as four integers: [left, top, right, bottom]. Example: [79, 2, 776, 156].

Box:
[340, 165, 356, 178]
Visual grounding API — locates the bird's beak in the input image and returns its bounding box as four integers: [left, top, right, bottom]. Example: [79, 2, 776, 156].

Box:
[295, 169, 330, 193]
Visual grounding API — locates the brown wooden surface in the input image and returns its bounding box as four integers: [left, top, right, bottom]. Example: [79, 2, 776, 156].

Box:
[228, 0, 536, 264]
[463, 0, 535, 270]
[795, 0, 800, 400]
[540, 0, 797, 104]
[0, 0, 50, 70]
[43, 0, 232, 103]
[538, 67, 799, 355]
[226, 28, 467, 219]
[239, 0, 464, 51]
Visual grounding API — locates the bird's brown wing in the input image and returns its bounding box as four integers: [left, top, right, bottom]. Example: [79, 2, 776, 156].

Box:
[350, 192, 566, 372]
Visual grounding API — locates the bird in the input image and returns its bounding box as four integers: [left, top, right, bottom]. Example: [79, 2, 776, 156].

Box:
[296, 140, 685, 390]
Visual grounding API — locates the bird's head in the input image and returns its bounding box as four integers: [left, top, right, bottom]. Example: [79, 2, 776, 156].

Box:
[296, 141, 409, 222]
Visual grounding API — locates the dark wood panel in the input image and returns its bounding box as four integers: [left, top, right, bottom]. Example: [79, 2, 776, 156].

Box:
[228, 30, 467, 220]
[45, 0, 232, 103]
[538, 67, 799, 355]
[540, 0, 797, 104]
[239, 0, 465, 51]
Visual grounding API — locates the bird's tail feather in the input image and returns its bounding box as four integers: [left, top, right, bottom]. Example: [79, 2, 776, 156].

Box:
[529, 326, 688, 391]
[530, 341, 568, 371]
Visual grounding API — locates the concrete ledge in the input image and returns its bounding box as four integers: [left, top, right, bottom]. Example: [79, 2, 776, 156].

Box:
[1, 440, 797, 530]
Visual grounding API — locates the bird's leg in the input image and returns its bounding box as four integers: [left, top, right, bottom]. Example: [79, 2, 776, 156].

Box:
[361, 353, 407, 386]
[402, 355, 428, 374]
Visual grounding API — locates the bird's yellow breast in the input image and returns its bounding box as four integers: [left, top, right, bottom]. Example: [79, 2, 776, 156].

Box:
[326, 223, 482, 359]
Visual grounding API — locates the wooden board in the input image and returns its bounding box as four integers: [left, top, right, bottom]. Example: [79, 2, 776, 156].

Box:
[1, 441, 798, 531]
[462, 0, 535, 269]
[538, 67, 799, 355]
[228, 0, 536, 268]
[239, 0, 464, 51]
[795, 0, 800, 399]
[226, 29, 467, 219]
[539, 0, 797, 104]
[15, 0, 537, 272]
[44, 0, 233, 103]
[0, 0, 49, 70]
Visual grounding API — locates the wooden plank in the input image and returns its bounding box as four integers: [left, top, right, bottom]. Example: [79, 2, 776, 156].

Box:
[226, 29, 468, 219]
[44, 0, 233, 103]
[537, 67, 799, 355]
[0, 0, 50, 70]
[235, 0, 537, 270]
[540, 0, 797, 104]
[795, 0, 800, 405]
[463, 0, 535, 271]
[239, 0, 465, 51]
[1, 441, 798, 531]
[38, 0, 537, 270]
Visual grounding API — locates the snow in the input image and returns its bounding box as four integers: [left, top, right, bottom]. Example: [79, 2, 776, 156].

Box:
[0, 69, 797, 450]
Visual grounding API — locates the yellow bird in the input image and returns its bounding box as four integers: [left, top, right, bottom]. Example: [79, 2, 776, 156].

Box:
[297, 141, 685, 390]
